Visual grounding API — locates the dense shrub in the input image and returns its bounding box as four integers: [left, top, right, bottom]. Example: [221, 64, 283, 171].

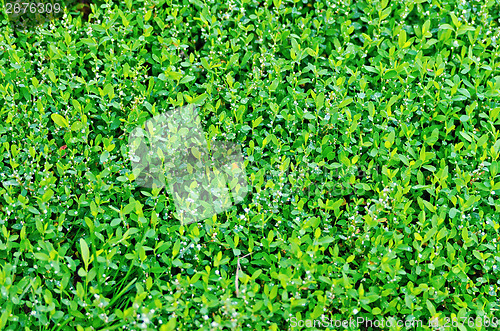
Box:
[0, 0, 500, 329]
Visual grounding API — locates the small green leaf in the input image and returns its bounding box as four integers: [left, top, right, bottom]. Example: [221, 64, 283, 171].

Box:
[450, 12, 460, 28]
[383, 70, 397, 79]
[449, 208, 459, 219]
[269, 79, 279, 92]
[180, 75, 195, 84]
[338, 97, 353, 108]
[100, 151, 110, 164]
[426, 128, 439, 146]
[28, 206, 40, 214]
[490, 161, 498, 177]
[42, 189, 54, 203]
[315, 92, 325, 110]
[462, 195, 476, 210]
[476, 134, 488, 147]
[71, 121, 83, 132]
[192, 93, 207, 105]
[123, 202, 136, 215]
[459, 131, 472, 142]
[398, 29, 407, 48]
[47, 69, 57, 83]
[123, 63, 130, 77]
[303, 112, 316, 120]
[200, 57, 210, 70]
[426, 299, 436, 316]
[34, 253, 50, 261]
[460, 115, 469, 123]
[51, 114, 69, 128]
[490, 107, 500, 121]
[80, 238, 90, 271]
[172, 240, 180, 258]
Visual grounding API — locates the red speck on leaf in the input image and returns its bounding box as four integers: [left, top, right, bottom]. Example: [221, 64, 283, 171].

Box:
[60, 145, 67, 150]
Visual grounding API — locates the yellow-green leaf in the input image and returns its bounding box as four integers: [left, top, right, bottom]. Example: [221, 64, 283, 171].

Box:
[80, 238, 90, 271]
[51, 114, 69, 128]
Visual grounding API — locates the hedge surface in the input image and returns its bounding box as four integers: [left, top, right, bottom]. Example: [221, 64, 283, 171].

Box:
[0, 0, 500, 329]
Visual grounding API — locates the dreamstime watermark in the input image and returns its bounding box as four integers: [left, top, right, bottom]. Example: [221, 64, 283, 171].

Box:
[128, 104, 249, 225]
[289, 316, 424, 329]
[126, 104, 388, 224]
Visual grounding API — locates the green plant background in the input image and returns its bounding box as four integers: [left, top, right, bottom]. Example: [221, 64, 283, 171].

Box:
[0, 0, 500, 329]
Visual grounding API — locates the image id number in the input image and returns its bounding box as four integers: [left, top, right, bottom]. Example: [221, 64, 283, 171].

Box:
[431, 316, 499, 328]
[5, 2, 62, 15]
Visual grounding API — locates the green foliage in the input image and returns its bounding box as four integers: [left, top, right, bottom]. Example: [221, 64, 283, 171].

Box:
[0, 0, 500, 329]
